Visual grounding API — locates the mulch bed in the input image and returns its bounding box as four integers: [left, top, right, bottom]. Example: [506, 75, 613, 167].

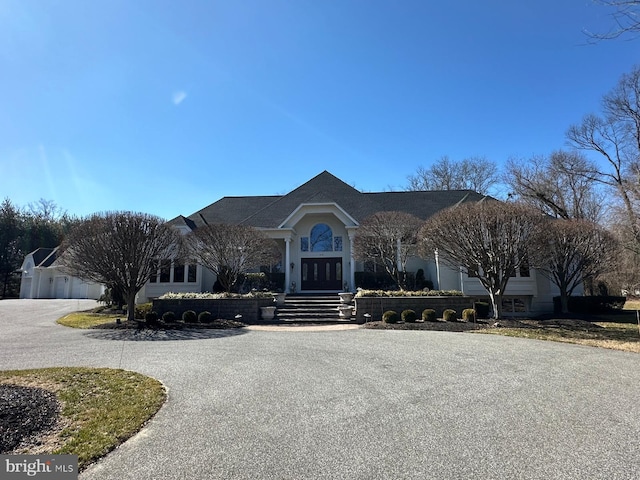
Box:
[362, 318, 539, 332]
[91, 319, 247, 330]
[0, 385, 59, 453]
[363, 320, 491, 331]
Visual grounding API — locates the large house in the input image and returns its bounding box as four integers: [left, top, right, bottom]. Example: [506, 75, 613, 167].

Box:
[139, 171, 561, 315]
[19, 171, 565, 315]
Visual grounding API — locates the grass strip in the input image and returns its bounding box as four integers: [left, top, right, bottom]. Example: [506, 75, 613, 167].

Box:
[57, 312, 122, 328]
[477, 321, 640, 353]
[0, 367, 166, 470]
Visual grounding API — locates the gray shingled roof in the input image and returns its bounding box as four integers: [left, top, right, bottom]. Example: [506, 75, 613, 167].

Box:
[173, 170, 488, 229]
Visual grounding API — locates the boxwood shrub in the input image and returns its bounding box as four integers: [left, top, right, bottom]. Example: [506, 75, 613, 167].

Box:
[182, 310, 197, 323]
[382, 310, 400, 324]
[161, 311, 176, 323]
[401, 309, 417, 323]
[462, 308, 476, 322]
[198, 311, 213, 324]
[421, 309, 437, 322]
[443, 309, 457, 322]
[145, 311, 159, 325]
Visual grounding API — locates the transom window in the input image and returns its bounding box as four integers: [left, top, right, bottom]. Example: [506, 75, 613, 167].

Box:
[301, 223, 342, 252]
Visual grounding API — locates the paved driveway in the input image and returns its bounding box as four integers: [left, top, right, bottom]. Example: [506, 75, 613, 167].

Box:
[1, 300, 640, 479]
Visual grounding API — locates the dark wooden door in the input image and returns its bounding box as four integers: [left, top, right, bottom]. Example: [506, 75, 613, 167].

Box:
[301, 258, 342, 290]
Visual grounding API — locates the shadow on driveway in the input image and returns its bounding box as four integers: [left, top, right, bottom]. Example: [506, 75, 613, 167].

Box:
[83, 327, 248, 342]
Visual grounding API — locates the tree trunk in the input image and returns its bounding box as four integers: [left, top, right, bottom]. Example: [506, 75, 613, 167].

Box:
[127, 291, 136, 322]
[488, 291, 502, 320]
[559, 293, 569, 314]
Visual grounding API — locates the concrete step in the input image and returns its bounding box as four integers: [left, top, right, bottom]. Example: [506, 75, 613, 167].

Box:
[275, 294, 352, 323]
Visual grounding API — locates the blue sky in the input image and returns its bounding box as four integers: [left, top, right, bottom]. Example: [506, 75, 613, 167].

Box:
[1, 0, 638, 220]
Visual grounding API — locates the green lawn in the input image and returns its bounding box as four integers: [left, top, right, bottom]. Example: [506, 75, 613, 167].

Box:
[476, 299, 640, 353]
[478, 321, 640, 353]
[57, 312, 123, 328]
[0, 367, 166, 470]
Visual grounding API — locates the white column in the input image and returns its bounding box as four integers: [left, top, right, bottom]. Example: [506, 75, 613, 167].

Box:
[349, 232, 356, 292]
[434, 249, 441, 290]
[284, 237, 291, 293]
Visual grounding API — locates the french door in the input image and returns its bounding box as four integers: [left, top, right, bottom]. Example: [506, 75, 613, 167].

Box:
[301, 258, 342, 290]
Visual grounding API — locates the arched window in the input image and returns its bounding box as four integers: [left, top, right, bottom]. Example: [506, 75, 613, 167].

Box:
[310, 223, 333, 252]
[300, 223, 343, 252]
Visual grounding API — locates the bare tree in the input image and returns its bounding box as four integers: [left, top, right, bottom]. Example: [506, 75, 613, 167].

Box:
[585, 0, 640, 40]
[533, 219, 618, 313]
[505, 150, 605, 222]
[28, 198, 64, 221]
[406, 156, 500, 195]
[184, 224, 280, 293]
[567, 65, 640, 252]
[59, 212, 181, 321]
[353, 211, 423, 290]
[419, 201, 545, 319]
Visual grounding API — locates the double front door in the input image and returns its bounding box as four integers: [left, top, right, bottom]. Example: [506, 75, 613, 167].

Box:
[301, 257, 342, 290]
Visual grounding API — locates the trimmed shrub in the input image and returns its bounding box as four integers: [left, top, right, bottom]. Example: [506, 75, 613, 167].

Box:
[198, 311, 213, 324]
[134, 302, 152, 319]
[401, 309, 417, 323]
[462, 308, 476, 322]
[421, 309, 437, 322]
[162, 311, 177, 323]
[182, 310, 197, 323]
[382, 310, 400, 324]
[443, 309, 457, 322]
[474, 301, 490, 319]
[145, 311, 159, 325]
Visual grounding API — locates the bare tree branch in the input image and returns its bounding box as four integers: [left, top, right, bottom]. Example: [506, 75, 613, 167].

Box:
[585, 0, 640, 41]
[406, 156, 500, 195]
[566, 65, 640, 252]
[353, 211, 423, 290]
[59, 212, 181, 321]
[532, 219, 618, 313]
[419, 201, 546, 319]
[184, 224, 280, 293]
[505, 150, 606, 222]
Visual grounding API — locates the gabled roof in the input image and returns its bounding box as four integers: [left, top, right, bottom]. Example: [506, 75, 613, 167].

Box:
[173, 170, 489, 229]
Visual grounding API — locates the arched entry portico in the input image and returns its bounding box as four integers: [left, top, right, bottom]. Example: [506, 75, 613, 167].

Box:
[269, 203, 358, 294]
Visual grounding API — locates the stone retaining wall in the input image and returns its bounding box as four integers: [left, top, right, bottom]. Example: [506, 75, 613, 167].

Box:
[152, 298, 275, 323]
[354, 296, 474, 322]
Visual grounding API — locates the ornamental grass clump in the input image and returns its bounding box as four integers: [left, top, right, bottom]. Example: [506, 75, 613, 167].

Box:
[421, 309, 437, 322]
[462, 308, 476, 322]
[355, 289, 463, 298]
[443, 309, 457, 322]
[382, 310, 400, 324]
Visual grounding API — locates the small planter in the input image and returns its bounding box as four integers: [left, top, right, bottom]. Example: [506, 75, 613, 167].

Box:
[338, 305, 354, 319]
[260, 306, 277, 320]
[338, 292, 354, 304]
[272, 292, 286, 306]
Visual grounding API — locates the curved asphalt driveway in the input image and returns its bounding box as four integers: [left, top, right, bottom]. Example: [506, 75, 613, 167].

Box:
[1, 300, 640, 479]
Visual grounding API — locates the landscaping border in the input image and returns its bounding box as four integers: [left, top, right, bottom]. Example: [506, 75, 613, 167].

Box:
[354, 296, 474, 322]
[152, 298, 275, 323]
